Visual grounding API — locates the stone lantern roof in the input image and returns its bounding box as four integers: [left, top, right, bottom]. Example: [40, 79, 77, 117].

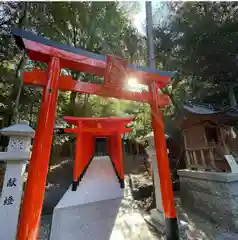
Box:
[0, 120, 35, 137]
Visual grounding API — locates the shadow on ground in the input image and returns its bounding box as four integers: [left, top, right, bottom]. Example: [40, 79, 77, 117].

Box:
[42, 158, 73, 215]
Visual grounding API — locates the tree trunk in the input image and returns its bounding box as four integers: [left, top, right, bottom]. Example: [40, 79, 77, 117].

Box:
[69, 92, 77, 116]
[83, 94, 90, 116]
[11, 2, 28, 124]
[13, 52, 26, 123]
[228, 85, 237, 107]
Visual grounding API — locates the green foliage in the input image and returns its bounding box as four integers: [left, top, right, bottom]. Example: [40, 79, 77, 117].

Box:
[0, 2, 29, 126]
[153, 2, 238, 119]
[3, 2, 238, 140]
[0, 2, 150, 139]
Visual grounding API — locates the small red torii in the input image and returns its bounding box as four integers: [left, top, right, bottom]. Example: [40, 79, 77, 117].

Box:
[64, 116, 133, 190]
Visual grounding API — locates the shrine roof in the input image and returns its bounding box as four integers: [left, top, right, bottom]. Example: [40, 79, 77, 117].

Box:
[12, 28, 175, 87]
[175, 103, 238, 128]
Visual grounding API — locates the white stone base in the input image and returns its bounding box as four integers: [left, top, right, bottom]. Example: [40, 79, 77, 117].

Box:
[50, 156, 123, 240]
[50, 198, 122, 240]
[151, 209, 165, 224]
[149, 208, 165, 233]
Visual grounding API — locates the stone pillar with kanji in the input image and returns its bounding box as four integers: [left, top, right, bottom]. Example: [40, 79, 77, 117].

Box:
[0, 120, 35, 240]
[145, 132, 165, 230]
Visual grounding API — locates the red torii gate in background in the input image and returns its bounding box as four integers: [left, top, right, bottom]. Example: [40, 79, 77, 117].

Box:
[64, 116, 133, 190]
[12, 28, 179, 240]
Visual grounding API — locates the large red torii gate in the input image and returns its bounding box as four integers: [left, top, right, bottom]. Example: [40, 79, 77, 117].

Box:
[12, 28, 179, 240]
[64, 116, 133, 190]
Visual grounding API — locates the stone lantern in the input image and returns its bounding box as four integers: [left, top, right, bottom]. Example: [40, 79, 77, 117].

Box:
[0, 120, 35, 240]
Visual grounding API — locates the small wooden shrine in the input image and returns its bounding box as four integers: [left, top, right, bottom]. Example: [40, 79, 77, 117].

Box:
[176, 104, 238, 172]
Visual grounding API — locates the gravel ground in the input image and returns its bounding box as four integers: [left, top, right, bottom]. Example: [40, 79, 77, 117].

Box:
[39, 215, 52, 240]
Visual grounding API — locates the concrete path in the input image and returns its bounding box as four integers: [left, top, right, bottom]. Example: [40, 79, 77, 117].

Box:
[40, 176, 160, 240]
[39, 179, 161, 240]
[40, 155, 160, 240]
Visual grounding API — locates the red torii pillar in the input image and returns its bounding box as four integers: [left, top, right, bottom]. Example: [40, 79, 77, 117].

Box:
[64, 116, 133, 190]
[72, 132, 95, 190]
[16, 57, 61, 239]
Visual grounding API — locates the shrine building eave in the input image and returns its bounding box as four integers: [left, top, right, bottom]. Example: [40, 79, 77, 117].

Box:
[175, 104, 238, 129]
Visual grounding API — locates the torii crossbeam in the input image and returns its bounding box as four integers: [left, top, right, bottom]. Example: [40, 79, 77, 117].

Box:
[12, 28, 179, 240]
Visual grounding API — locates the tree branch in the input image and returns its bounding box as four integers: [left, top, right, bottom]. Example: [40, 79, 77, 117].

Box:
[17, 2, 28, 28]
